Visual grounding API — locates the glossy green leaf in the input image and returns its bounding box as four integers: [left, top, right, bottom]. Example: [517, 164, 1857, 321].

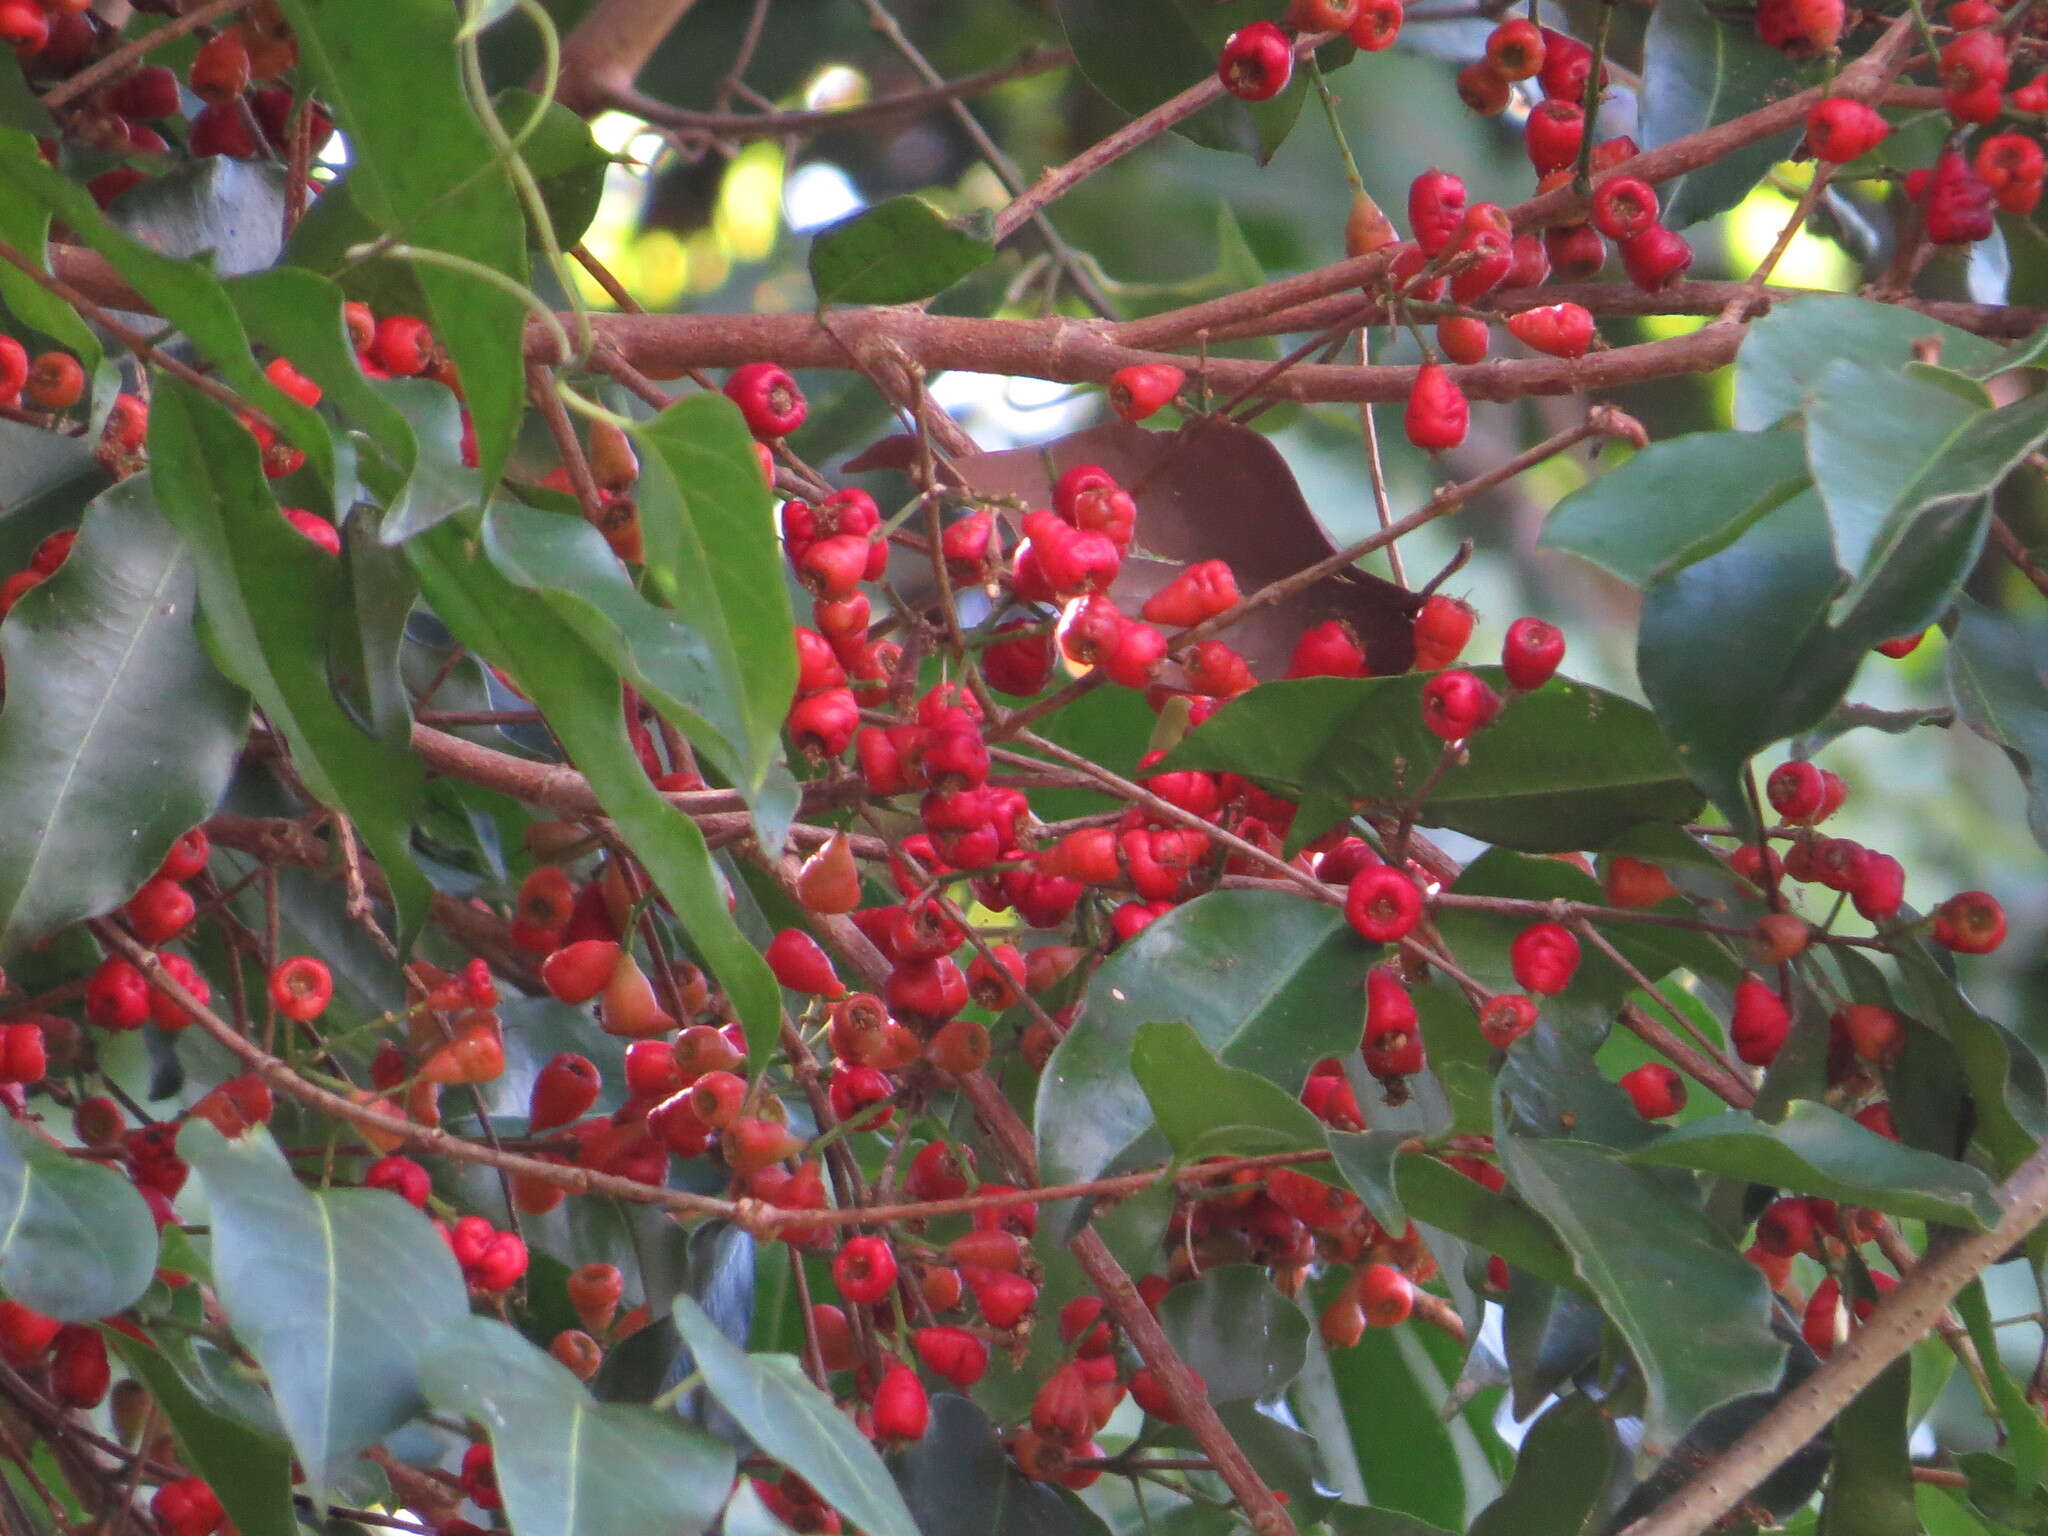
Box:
[1161, 674, 1701, 853]
[1156, 1265, 1310, 1402]
[1502, 1274, 1606, 1419]
[1638, 0, 1804, 226]
[147, 377, 430, 947]
[0, 1114, 155, 1320]
[1626, 1102, 2002, 1228]
[409, 518, 784, 1063]
[1500, 1134, 1784, 1449]
[0, 138, 98, 372]
[1054, 0, 1307, 160]
[1468, 1393, 1614, 1536]
[492, 88, 612, 249]
[633, 392, 798, 802]
[1735, 297, 2008, 431]
[1395, 1152, 1579, 1289]
[0, 135, 337, 500]
[0, 477, 246, 956]
[1538, 430, 1809, 586]
[481, 502, 762, 796]
[370, 377, 485, 542]
[892, 1394, 1110, 1536]
[1895, 940, 2048, 1177]
[1327, 1130, 1408, 1234]
[1131, 1019, 1334, 1171]
[1816, 1353, 1915, 1536]
[1948, 601, 2048, 849]
[1958, 1280, 2048, 1489]
[1319, 1508, 1458, 1536]
[110, 1333, 298, 1536]
[181, 1123, 470, 1494]
[269, 0, 528, 491]
[672, 1296, 918, 1536]
[1308, 1293, 1472, 1528]
[1034, 891, 1364, 1191]
[420, 1315, 735, 1536]
[1915, 1485, 2008, 1536]
[809, 196, 995, 306]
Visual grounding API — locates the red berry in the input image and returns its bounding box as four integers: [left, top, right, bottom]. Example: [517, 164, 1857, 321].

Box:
[1506, 303, 1594, 358]
[1456, 61, 1512, 116]
[1604, 856, 1677, 909]
[724, 362, 807, 437]
[0, 1299, 60, 1368]
[1357, 1262, 1415, 1326]
[1404, 363, 1468, 452]
[1437, 315, 1490, 365]
[1510, 921, 1580, 994]
[914, 1324, 990, 1388]
[1976, 133, 2046, 214]
[125, 875, 195, 945]
[151, 1476, 225, 1536]
[268, 956, 333, 1022]
[1486, 18, 1546, 79]
[872, 1362, 930, 1440]
[50, 1324, 109, 1407]
[0, 1022, 46, 1085]
[1408, 169, 1468, 257]
[1932, 890, 2007, 953]
[365, 1155, 431, 1207]
[1478, 993, 1539, 1048]
[188, 101, 259, 158]
[765, 928, 845, 997]
[371, 316, 435, 377]
[1537, 28, 1601, 98]
[1619, 225, 1695, 291]
[1730, 976, 1791, 1065]
[85, 956, 152, 1030]
[1620, 1062, 1686, 1118]
[1941, 29, 2009, 123]
[1411, 594, 1474, 670]
[1287, 619, 1367, 678]
[833, 1234, 899, 1305]
[1525, 100, 1586, 174]
[189, 30, 251, 104]
[1141, 560, 1240, 628]
[1838, 1003, 1904, 1066]
[1362, 965, 1423, 1079]
[157, 827, 210, 882]
[1218, 21, 1294, 101]
[529, 1052, 601, 1133]
[1345, 865, 1423, 944]
[1590, 177, 1659, 241]
[0, 1, 50, 56]
[0, 336, 27, 404]
[25, 352, 84, 410]
[1501, 616, 1564, 690]
[1924, 152, 1997, 242]
[1806, 98, 1888, 163]
[1109, 363, 1184, 423]
[1347, 0, 1403, 50]
[1420, 668, 1500, 741]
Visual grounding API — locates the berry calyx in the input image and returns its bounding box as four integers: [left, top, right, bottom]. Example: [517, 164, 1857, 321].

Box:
[268, 956, 333, 1022]
[1345, 864, 1423, 944]
[724, 361, 807, 437]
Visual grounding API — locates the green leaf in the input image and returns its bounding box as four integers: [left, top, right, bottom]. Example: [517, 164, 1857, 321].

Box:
[1131, 1019, 1334, 1171]
[0, 143, 99, 372]
[1053, 0, 1308, 160]
[809, 196, 996, 307]
[369, 377, 484, 542]
[1625, 1102, 2003, 1228]
[1394, 1153, 1580, 1290]
[1817, 1353, 1916, 1536]
[1155, 1265, 1310, 1403]
[409, 518, 785, 1063]
[1499, 1134, 1784, 1449]
[0, 477, 246, 956]
[0, 134, 337, 501]
[1637, 488, 1867, 831]
[180, 1123, 471, 1494]
[1735, 297, 2008, 431]
[492, 88, 612, 249]
[1958, 1280, 2048, 1490]
[1895, 940, 2048, 1177]
[1947, 600, 2048, 849]
[672, 1295, 919, 1536]
[1034, 891, 1364, 1191]
[1538, 430, 1810, 586]
[892, 1394, 1111, 1536]
[269, 0, 528, 491]
[633, 392, 798, 803]
[481, 503, 766, 801]
[1327, 1130, 1409, 1234]
[1468, 1393, 1614, 1536]
[147, 377, 430, 947]
[109, 1333, 298, 1536]
[1638, 0, 1805, 226]
[0, 1114, 156, 1321]
[1319, 1508, 1458, 1536]
[1161, 674, 1702, 854]
[420, 1315, 735, 1536]
[1501, 1274, 1606, 1420]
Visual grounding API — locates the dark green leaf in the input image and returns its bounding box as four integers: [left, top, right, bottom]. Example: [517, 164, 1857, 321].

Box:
[147, 377, 430, 947]
[1958, 1280, 2048, 1490]
[270, 0, 528, 490]
[0, 477, 246, 956]
[1499, 1134, 1785, 1448]
[481, 502, 764, 799]
[1053, 0, 1307, 160]
[1625, 1102, 2002, 1228]
[180, 1123, 470, 1494]
[0, 136, 337, 500]
[1816, 1353, 1915, 1536]
[0, 134, 98, 370]
[370, 377, 484, 542]
[1947, 600, 2048, 849]
[1916, 1485, 2010, 1536]
[1638, 0, 1805, 226]
[1162, 674, 1702, 853]
[1319, 1508, 1457, 1536]
[409, 518, 784, 1064]
[1155, 1265, 1310, 1402]
[1735, 297, 2008, 431]
[420, 1315, 735, 1536]
[809, 196, 995, 307]
[892, 1394, 1111, 1536]
[1502, 1274, 1606, 1419]
[1895, 940, 2048, 1177]
[1034, 891, 1364, 1191]
[492, 88, 612, 249]
[1395, 1153, 1579, 1289]
[1131, 1019, 1334, 1171]
[1328, 1130, 1409, 1233]
[1538, 430, 1809, 586]
[1468, 1394, 1614, 1536]
[633, 392, 798, 806]
[0, 1114, 156, 1320]
[109, 1332, 298, 1536]
[672, 1296, 919, 1536]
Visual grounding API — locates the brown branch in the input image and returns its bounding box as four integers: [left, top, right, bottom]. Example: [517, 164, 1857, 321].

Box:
[1622, 1137, 2048, 1536]
[550, 0, 702, 116]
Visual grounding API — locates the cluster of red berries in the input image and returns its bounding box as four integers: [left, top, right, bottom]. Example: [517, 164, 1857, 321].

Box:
[0, 335, 84, 415]
[1218, 0, 1410, 106]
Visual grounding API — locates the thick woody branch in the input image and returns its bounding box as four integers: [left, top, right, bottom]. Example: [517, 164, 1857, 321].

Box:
[550, 0, 701, 116]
